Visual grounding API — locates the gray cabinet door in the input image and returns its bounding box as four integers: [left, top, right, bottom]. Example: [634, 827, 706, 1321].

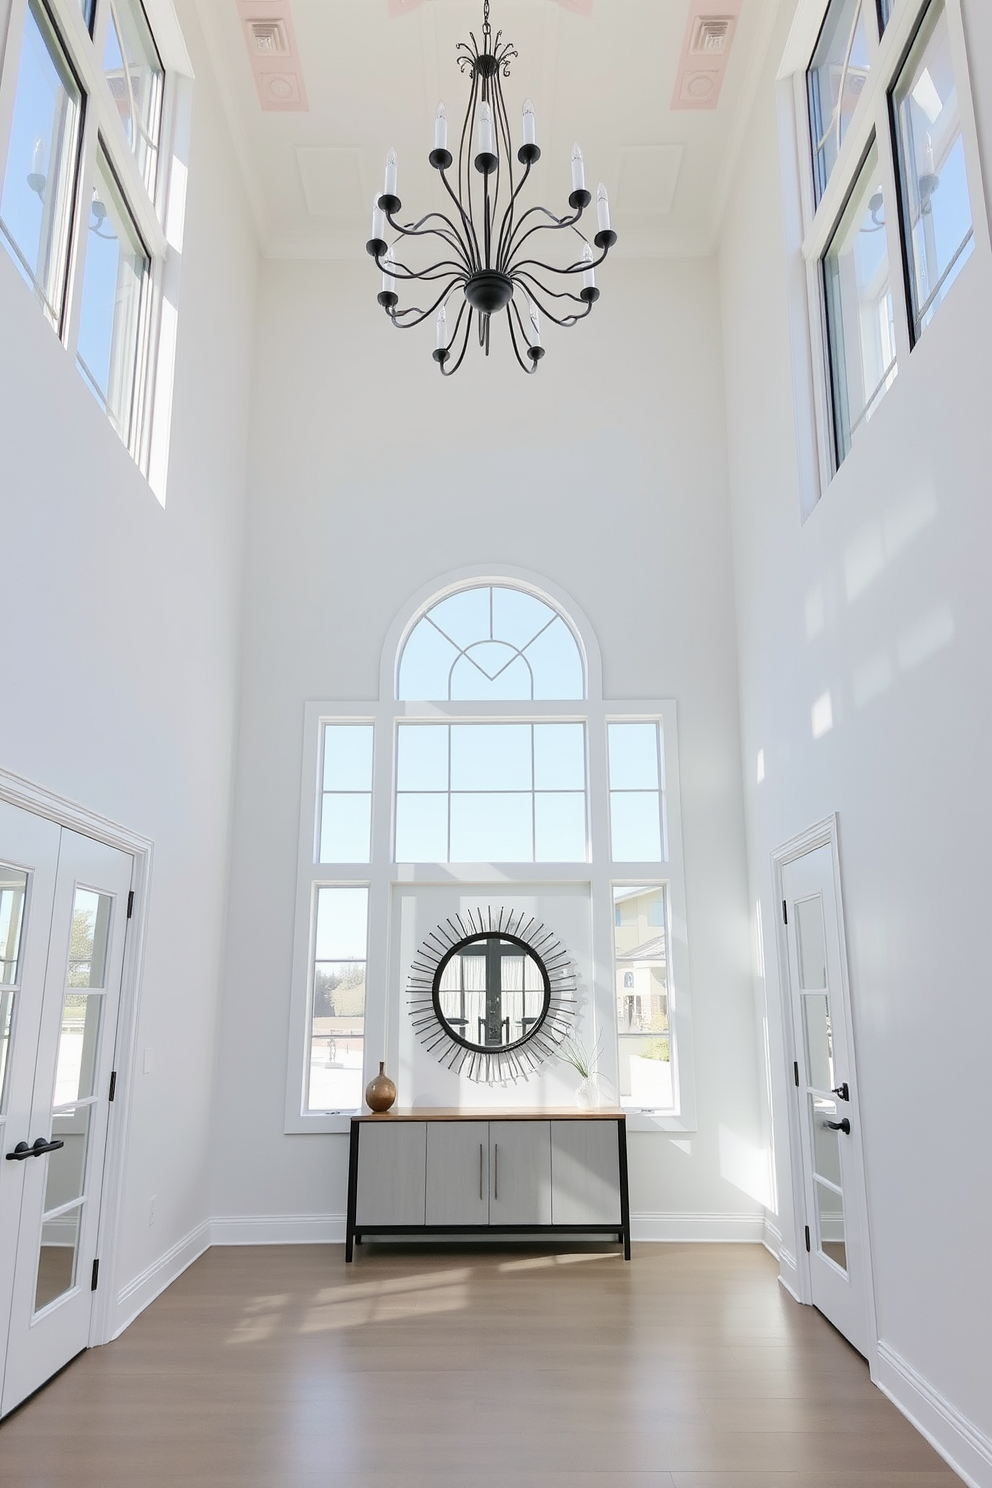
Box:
[426, 1122, 490, 1224]
[550, 1120, 621, 1225]
[356, 1122, 427, 1225]
[489, 1121, 552, 1225]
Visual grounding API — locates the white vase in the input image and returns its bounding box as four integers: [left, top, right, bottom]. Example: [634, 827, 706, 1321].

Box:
[575, 1074, 601, 1110]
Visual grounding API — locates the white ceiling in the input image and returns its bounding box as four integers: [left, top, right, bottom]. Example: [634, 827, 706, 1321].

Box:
[197, 0, 785, 259]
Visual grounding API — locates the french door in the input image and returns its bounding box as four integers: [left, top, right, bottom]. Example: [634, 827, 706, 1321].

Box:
[0, 799, 132, 1416]
[780, 833, 874, 1358]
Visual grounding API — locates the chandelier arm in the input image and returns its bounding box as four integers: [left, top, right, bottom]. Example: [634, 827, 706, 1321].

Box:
[438, 304, 475, 376]
[435, 166, 481, 272]
[506, 301, 540, 375]
[510, 241, 613, 278]
[386, 277, 463, 329]
[459, 69, 482, 266]
[373, 248, 470, 282]
[382, 214, 472, 271]
[501, 203, 588, 265]
[512, 272, 594, 328]
[495, 155, 533, 272]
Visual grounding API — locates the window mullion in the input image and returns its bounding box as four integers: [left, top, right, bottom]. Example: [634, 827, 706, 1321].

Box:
[875, 90, 914, 367]
[0, 1, 29, 177]
[60, 91, 97, 357]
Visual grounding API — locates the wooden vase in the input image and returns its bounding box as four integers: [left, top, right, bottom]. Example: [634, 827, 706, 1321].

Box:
[365, 1061, 397, 1112]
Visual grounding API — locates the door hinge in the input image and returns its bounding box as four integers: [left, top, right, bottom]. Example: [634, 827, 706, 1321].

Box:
[804, 1225, 811, 1254]
[782, 899, 788, 925]
[127, 891, 134, 919]
[108, 1070, 117, 1103]
[794, 1061, 800, 1088]
[91, 1258, 100, 1291]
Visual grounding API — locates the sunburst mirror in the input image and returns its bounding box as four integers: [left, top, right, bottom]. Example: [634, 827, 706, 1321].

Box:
[407, 908, 577, 1081]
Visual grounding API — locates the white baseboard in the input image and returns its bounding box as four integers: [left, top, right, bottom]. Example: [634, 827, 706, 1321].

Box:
[210, 1213, 347, 1245]
[630, 1211, 765, 1243]
[763, 1216, 782, 1257]
[110, 1220, 211, 1340]
[875, 1340, 992, 1488]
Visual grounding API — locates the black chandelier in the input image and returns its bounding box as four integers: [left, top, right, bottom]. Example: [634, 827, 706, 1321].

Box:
[366, 0, 618, 375]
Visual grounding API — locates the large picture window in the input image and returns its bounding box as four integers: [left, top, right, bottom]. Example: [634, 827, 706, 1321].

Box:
[287, 578, 695, 1131]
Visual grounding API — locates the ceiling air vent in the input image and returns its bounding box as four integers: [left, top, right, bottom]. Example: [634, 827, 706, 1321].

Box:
[689, 16, 734, 55]
[248, 19, 291, 57]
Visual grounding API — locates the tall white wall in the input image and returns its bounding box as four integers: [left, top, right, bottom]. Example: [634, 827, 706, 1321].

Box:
[212, 253, 767, 1236]
[0, 1, 257, 1324]
[719, 2, 992, 1481]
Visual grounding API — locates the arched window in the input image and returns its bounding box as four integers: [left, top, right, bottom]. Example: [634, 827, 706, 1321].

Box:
[288, 573, 693, 1133]
[398, 585, 584, 701]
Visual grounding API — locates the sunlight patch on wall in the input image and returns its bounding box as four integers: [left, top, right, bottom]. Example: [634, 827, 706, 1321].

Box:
[811, 691, 834, 739]
[719, 1124, 773, 1207]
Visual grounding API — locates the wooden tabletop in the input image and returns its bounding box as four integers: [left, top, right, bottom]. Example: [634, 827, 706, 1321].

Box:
[352, 1107, 626, 1121]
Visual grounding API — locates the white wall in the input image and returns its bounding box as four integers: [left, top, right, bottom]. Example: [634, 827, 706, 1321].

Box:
[211, 252, 768, 1237]
[0, 0, 257, 1323]
[719, 1, 992, 1479]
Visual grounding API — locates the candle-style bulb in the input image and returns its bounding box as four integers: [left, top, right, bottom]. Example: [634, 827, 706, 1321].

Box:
[522, 98, 537, 148]
[596, 182, 611, 232]
[32, 136, 45, 176]
[436, 301, 447, 350]
[529, 301, 542, 346]
[382, 247, 396, 295]
[435, 103, 448, 152]
[371, 192, 386, 242]
[571, 143, 585, 192]
[384, 147, 398, 197]
[582, 242, 595, 291]
[478, 101, 495, 157]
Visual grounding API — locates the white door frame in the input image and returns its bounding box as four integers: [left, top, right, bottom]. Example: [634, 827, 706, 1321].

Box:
[771, 814, 878, 1368]
[0, 766, 152, 1349]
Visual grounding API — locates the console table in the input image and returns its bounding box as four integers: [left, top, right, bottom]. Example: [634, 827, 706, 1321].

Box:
[345, 1109, 630, 1261]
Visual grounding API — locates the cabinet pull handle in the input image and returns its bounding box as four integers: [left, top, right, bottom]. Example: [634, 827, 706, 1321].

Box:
[494, 1143, 498, 1201]
[479, 1142, 484, 1200]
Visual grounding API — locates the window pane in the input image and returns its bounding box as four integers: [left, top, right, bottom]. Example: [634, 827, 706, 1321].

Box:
[310, 887, 367, 1112]
[45, 1103, 92, 1209]
[608, 723, 660, 790]
[53, 992, 103, 1104]
[396, 724, 448, 791]
[610, 792, 663, 862]
[534, 792, 586, 862]
[534, 723, 585, 790]
[395, 793, 448, 861]
[524, 616, 585, 701]
[103, 0, 164, 188]
[319, 794, 372, 863]
[35, 1203, 81, 1310]
[450, 724, 532, 791]
[68, 889, 112, 987]
[0, 0, 82, 326]
[877, 0, 893, 29]
[449, 793, 532, 861]
[893, 2, 974, 338]
[808, 0, 870, 200]
[823, 144, 896, 464]
[76, 153, 149, 441]
[615, 887, 671, 1110]
[397, 586, 584, 700]
[323, 725, 373, 791]
[0, 868, 29, 984]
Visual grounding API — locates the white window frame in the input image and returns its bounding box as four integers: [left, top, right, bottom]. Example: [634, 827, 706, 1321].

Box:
[778, 0, 989, 517]
[0, 0, 192, 499]
[285, 570, 697, 1137]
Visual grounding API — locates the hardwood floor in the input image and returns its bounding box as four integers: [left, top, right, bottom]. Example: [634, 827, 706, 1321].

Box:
[0, 1242, 962, 1488]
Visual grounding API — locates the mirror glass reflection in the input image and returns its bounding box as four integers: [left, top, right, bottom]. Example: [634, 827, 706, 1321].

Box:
[434, 935, 550, 1050]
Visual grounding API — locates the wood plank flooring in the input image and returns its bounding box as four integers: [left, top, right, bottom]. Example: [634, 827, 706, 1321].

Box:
[0, 1241, 962, 1488]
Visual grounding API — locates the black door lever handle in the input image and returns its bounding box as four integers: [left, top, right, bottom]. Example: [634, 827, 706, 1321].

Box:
[831, 1083, 850, 1101]
[824, 1118, 851, 1135]
[5, 1137, 65, 1161]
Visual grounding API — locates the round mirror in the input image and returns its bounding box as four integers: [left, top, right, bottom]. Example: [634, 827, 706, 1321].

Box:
[432, 933, 551, 1052]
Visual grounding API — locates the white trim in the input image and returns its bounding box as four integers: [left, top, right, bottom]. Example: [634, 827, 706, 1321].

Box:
[110, 1220, 209, 1340]
[762, 1215, 782, 1257]
[630, 1212, 766, 1243]
[875, 1341, 992, 1488]
[211, 1214, 347, 1246]
[0, 765, 153, 1352]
